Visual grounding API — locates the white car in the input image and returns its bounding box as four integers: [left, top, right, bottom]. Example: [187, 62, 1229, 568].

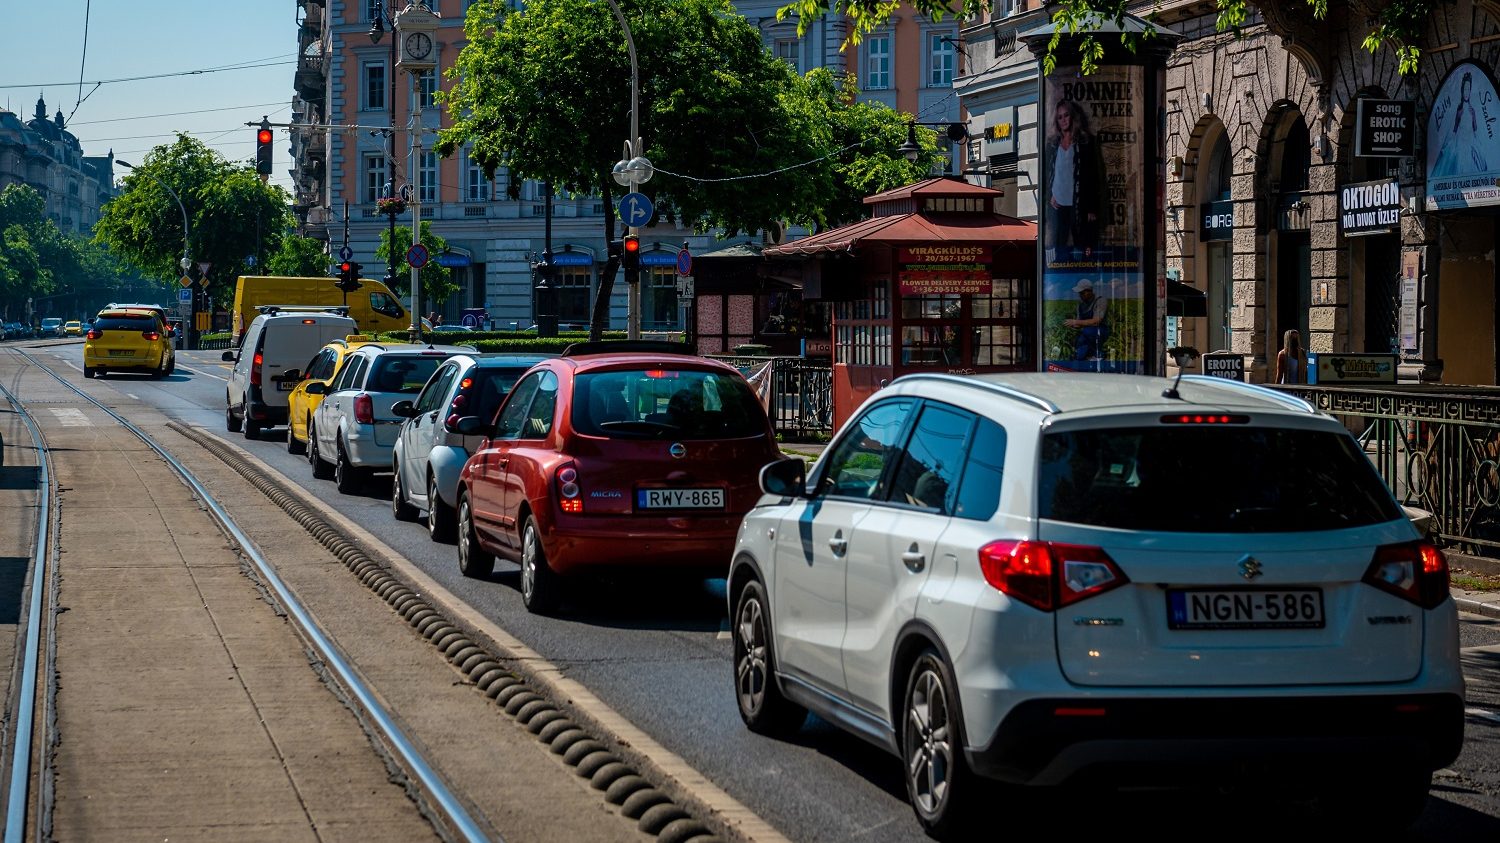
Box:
[729, 372, 1464, 838]
[390, 353, 552, 540]
[307, 344, 475, 493]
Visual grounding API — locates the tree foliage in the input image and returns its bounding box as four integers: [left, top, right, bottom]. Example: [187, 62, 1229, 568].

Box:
[780, 0, 1432, 76]
[376, 221, 457, 310]
[0, 184, 150, 318]
[94, 135, 293, 309]
[267, 235, 332, 277]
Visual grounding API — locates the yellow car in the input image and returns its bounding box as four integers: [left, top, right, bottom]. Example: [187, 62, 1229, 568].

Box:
[83, 310, 176, 379]
[63, 320, 83, 336]
[285, 335, 397, 455]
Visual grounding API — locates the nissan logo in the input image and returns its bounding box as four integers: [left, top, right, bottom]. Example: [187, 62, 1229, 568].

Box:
[669, 443, 687, 459]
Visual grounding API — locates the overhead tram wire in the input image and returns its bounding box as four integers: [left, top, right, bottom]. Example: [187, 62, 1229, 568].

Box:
[0, 56, 296, 90]
[70, 101, 289, 126]
[68, 0, 92, 124]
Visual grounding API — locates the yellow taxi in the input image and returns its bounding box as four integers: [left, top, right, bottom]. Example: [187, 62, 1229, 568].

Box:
[285, 335, 398, 455]
[83, 310, 176, 379]
[63, 320, 83, 336]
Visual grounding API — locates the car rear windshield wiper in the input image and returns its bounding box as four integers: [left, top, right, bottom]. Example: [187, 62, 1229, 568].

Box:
[597, 419, 683, 437]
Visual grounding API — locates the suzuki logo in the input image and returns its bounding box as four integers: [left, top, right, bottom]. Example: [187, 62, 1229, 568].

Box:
[669, 443, 686, 459]
[1238, 555, 1263, 581]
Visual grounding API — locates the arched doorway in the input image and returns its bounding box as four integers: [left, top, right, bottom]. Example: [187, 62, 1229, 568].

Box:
[1197, 124, 1234, 352]
[1266, 108, 1311, 361]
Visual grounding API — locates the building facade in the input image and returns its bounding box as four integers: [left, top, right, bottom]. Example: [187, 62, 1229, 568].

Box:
[0, 96, 116, 236]
[960, 0, 1500, 387]
[291, 0, 961, 329]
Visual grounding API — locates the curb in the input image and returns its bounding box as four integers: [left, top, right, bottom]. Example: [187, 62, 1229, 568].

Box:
[1455, 595, 1500, 620]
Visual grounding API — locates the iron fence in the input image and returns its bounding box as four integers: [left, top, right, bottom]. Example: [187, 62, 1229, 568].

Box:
[708, 355, 833, 437]
[1280, 384, 1500, 553]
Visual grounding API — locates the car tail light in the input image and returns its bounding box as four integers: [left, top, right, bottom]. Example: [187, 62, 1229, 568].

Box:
[141, 331, 160, 341]
[1363, 541, 1449, 609]
[557, 465, 582, 513]
[86, 329, 101, 340]
[354, 393, 374, 424]
[250, 351, 264, 387]
[1160, 414, 1250, 425]
[977, 541, 1128, 611]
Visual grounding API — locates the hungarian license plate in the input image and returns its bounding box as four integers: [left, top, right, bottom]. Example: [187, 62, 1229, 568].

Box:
[1167, 588, 1324, 630]
[108, 349, 134, 357]
[276, 380, 297, 391]
[636, 487, 725, 510]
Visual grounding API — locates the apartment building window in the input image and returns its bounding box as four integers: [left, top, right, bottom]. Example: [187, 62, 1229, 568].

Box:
[928, 33, 955, 86]
[866, 35, 891, 90]
[363, 61, 386, 111]
[364, 154, 388, 203]
[774, 38, 800, 71]
[419, 151, 438, 204]
[464, 149, 490, 201]
[416, 68, 438, 110]
[365, 0, 382, 21]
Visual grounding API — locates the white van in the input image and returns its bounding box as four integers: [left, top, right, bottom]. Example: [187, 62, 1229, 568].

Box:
[223, 307, 357, 439]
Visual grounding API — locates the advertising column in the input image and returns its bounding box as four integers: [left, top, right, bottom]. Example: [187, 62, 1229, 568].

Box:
[1024, 17, 1179, 375]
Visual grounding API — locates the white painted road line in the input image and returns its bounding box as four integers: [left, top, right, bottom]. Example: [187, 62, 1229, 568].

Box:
[1466, 707, 1500, 724]
[176, 365, 227, 382]
[126, 394, 140, 401]
[48, 408, 90, 427]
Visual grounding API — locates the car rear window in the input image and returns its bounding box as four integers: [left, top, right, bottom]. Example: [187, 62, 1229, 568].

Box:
[571, 368, 767, 440]
[1038, 426, 1403, 532]
[91, 316, 156, 331]
[367, 355, 448, 393]
[468, 367, 530, 422]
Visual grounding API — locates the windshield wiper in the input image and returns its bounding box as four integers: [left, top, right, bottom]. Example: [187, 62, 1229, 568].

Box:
[598, 419, 683, 437]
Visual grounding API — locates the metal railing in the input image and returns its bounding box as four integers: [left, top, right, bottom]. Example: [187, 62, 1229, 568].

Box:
[1281, 384, 1500, 553]
[710, 355, 833, 436]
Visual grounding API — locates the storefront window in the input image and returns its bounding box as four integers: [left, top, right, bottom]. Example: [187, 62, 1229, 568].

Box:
[556, 267, 591, 323]
[646, 267, 679, 330]
[971, 278, 1032, 366]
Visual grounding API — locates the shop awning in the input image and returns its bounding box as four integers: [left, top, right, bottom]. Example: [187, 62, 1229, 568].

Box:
[764, 211, 1035, 257]
[1168, 278, 1208, 317]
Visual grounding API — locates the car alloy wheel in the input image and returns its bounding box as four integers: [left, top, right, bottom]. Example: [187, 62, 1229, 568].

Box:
[286, 425, 305, 455]
[334, 439, 363, 494]
[731, 580, 805, 735]
[309, 424, 333, 480]
[902, 650, 978, 837]
[519, 517, 560, 614]
[392, 466, 418, 521]
[456, 494, 494, 578]
[427, 473, 455, 542]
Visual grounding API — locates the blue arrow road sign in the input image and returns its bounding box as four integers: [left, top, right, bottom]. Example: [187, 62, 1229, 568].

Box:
[339, 245, 353, 261]
[618, 192, 654, 228]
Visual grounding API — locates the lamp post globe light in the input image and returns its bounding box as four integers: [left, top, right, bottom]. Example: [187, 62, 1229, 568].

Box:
[368, 2, 401, 295]
[117, 159, 197, 348]
[603, 0, 649, 340]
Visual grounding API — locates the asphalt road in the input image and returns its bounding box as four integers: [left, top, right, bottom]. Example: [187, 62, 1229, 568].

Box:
[29, 341, 1500, 842]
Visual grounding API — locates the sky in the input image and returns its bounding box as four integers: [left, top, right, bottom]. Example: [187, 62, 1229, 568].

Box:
[4, 1, 298, 192]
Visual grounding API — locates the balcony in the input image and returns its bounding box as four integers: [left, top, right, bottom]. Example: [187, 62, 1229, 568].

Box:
[294, 54, 326, 102]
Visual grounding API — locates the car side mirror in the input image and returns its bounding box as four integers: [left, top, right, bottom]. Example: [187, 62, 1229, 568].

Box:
[391, 400, 417, 418]
[453, 415, 493, 437]
[304, 382, 327, 396]
[221, 351, 236, 362]
[760, 458, 808, 498]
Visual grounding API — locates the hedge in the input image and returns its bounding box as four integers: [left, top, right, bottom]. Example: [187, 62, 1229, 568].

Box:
[373, 330, 627, 344]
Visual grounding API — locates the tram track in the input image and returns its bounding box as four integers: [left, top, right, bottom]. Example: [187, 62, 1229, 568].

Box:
[0, 348, 489, 843]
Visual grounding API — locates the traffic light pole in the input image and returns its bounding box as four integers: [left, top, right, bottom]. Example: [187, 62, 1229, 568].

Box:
[605, 0, 642, 341]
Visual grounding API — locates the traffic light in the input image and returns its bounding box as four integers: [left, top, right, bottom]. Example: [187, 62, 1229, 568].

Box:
[607, 239, 623, 262]
[255, 118, 273, 177]
[335, 261, 364, 293]
[621, 235, 641, 271]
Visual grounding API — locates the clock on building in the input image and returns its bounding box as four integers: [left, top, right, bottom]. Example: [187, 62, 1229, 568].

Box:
[404, 32, 432, 61]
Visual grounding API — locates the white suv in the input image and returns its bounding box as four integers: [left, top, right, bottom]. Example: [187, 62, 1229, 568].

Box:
[729, 372, 1464, 838]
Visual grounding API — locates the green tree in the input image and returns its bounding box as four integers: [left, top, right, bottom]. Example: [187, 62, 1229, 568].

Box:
[375, 221, 457, 312]
[94, 135, 294, 310]
[441, 0, 941, 337]
[780, 1, 1430, 76]
[267, 235, 332, 277]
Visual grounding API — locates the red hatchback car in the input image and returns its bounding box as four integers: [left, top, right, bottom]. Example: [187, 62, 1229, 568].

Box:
[454, 341, 781, 613]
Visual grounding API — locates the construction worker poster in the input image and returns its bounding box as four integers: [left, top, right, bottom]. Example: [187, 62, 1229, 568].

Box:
[1040, 64, 1146, 373]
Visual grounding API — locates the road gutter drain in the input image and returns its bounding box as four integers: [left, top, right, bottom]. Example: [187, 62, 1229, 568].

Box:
[169, 422, 721, 843]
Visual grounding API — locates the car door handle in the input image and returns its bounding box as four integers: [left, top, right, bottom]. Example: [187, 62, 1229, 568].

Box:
[427, 411, 439, 421]
[498, 458, 509, 469]
[901, 543, 926, 573]
[827, 530, 847, 557]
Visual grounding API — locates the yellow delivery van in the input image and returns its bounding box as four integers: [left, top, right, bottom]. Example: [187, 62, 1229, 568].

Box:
[232, 276, 412, 342]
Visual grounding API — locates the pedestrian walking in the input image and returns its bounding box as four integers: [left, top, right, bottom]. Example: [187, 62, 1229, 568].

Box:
[1275, 328, 1305, 384]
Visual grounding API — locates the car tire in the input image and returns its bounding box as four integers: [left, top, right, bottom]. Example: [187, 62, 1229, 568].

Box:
[226, 404, 242, 433]
[286, 427, 305, 455]
[519, 516, 561, 614]
[732, 579, 807, 736]
[84, 366, 96, 379]
[308, 424, 334, 480]
[150, 355, 167, 380]
[334, 438, 364, 494]
[392, 466, 419, 521]
[456, 493, 495, 579]
[427, 473, 456, 543]
[244, 417, 261, 439]
[165, 356, 175, 376]
[903, 649, 981, 840]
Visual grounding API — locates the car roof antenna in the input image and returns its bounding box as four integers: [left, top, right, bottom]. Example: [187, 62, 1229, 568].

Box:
[1162, 346, 1199, 399]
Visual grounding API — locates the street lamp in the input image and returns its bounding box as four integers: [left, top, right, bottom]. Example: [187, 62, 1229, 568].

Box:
[898, 120, 970, 172]
[604, 0, 649, 340]
[369, 1, 401, 293]
[117, 159, 196, 346]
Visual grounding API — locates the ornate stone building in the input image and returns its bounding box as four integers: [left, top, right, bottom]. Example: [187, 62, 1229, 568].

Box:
[0, 95, 116, 236]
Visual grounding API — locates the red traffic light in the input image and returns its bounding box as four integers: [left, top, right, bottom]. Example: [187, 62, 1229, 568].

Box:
[340, 261, 352, 273]
[257, 129, 273, 144]
[623, 236, 640, 254]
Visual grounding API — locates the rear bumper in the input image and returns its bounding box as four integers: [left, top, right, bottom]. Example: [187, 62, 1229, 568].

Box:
[85, 349, 164, 369]
[966, 693, 1465, 785]
[545, 514, 740, 576]
[343, 423, 397, 469]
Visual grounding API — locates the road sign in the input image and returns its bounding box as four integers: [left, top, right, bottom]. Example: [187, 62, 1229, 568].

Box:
[179, 275, 194, 288]
[177, 301, 193, 317]
[178, 289, 193, 303]
[245, 255, 257, 268]
[406, 243, 430, 269]
[676, 247, 692, 277]
[617, 192, 654, 228]
[676, 278, 694, 299]
[338, 245, 353, 261]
